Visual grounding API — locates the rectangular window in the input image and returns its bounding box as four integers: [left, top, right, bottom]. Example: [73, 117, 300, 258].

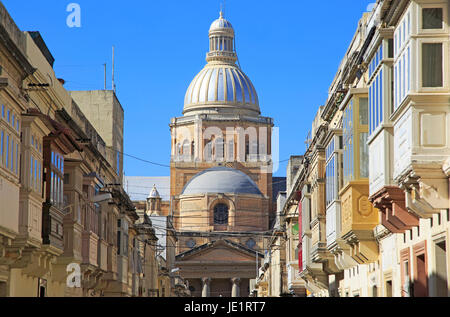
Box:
[399, 58, 403, 99]
[360, 132, 369, 178]
[423, 8, 443, 29]
[422, 43, 443, 87]
[388, 39, 394, 58]
[402, 53, 406, 97]
[408, 11, 411, 35]
[10, 139, 14, 172]
[117, 231, 121, 255]
[394, 65, 398, 109]
[1, 104, 4, 118]
[407, 47, 411, 92]
[5, 134, 9, 168]
[30, 156, 34, 186]
[35, 159, 38, 190]
[51, 171, 54, 203]
[343, 103, 354, 185]
[394, 33, 398, 56]
[0, 130, 3, 164]
[402, 19, 406, 43]
[433, 240, 447, 296]
[378, 69, 383, 126]
[15, 143, 18, 175]
[359, 98, 368, 125]
[369, 85, 373, 134]
[7, 109, 10, 123]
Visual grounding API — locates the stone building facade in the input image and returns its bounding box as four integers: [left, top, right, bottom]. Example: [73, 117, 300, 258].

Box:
[269, 0, 450, 297]
[0, 2, 158, 297]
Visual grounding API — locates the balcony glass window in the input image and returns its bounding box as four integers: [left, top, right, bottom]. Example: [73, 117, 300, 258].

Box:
[343, 102, 354, 185]
[423, 8, 443, 29]
[48, 150, 64, 207]
[326, 138, 338, 206]
[359, 98, 368, 125]
[16, 143, 19, 175]
[5, 134, 9, 168]
[343, 97, 369, 183]
[422, 43, 443, 87]
[0, 130, 3, 164]
[360, 132, 369, 178]
[394, 45, 411, 109]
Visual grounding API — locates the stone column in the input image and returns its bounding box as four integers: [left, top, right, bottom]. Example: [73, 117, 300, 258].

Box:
[202, 277, 211, 297]
[231, 278, 241, 297]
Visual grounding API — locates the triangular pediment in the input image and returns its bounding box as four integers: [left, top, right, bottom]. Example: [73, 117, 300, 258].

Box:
[176, 239, 262, 263]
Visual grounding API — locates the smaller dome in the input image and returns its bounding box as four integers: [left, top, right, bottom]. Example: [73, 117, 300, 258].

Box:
[181, 167, 262, 196]
[148, 185, 160, 199]
[209, 11, 233, 33]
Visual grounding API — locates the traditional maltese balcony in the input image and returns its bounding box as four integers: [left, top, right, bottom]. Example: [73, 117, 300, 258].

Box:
[390, 2, 450, 219]
[340, 181, 379, 264]
[369, 186, 419, 233]
[308, 149, 339, 274]
[339, 93, 379, 264]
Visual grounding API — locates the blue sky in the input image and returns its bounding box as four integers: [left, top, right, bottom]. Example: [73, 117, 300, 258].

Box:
[3, 0, 374, 177]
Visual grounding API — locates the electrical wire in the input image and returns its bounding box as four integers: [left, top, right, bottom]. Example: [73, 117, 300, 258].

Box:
[113, 146, 293, 170]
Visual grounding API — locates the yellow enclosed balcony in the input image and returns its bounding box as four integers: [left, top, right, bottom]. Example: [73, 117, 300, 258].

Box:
[339, 92, 379, 264]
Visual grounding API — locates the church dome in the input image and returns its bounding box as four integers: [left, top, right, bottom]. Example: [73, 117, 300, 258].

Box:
[148, 184, 160, 199]
[209, 12, 234, 32]
[183, 12, 260, 116]
[181, 167, 262, 196]
[184, 65, 259, 115]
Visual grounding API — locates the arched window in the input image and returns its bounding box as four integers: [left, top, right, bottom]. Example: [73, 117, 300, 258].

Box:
[214, 203, 229, 225]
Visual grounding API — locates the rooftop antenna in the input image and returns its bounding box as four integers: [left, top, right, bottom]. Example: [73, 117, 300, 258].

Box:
[112, 45, 116, 93]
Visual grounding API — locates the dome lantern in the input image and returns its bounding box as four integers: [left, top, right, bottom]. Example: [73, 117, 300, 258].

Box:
[206, 11, 237, 64]
[147, 184, 161, 215]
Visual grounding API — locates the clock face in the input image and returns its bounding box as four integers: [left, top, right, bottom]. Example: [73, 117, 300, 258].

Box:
[186, 239, 196, 248]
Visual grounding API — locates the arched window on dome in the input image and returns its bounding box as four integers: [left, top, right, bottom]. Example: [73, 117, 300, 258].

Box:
[214, 203, 229, 225]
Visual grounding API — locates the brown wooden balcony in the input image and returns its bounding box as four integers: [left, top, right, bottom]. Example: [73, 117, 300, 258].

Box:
[369, 186, 419, 233]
